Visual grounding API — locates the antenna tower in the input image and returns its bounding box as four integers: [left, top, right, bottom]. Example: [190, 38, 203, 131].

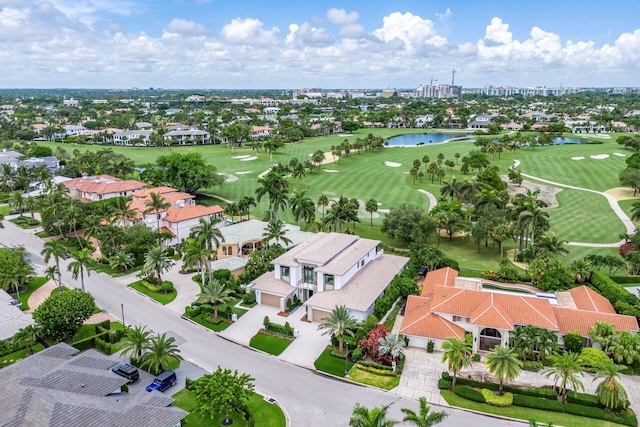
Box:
[451, 69, 457, 86]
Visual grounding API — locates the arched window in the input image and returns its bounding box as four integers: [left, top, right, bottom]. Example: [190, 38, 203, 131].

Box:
[479, 328, 502, 352]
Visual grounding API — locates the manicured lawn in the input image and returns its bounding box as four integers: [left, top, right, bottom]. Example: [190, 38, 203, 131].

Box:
[14, 276, 48, 310]
[172, 389, 286, 427]
[1, 343, 45, 366]
[9, 216, 41, 228]
[441, 390, 626, 427]
[189, 313, 233, 332]
[90, 261, 142, 277]
[0, 205, 12, 216]
[249, 332, 293, 356]
[128, 280, 177, 305]
[348, 365, 400, 390]
[314, 347, 354, 377]
[619, 283, 640, 288]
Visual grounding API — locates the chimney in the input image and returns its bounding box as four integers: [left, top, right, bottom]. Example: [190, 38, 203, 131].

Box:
[82, 172, 88, 179]
[177, 200, 184, 208]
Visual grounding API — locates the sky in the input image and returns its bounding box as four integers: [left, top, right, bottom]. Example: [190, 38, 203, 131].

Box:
[0, 0, 639, 89]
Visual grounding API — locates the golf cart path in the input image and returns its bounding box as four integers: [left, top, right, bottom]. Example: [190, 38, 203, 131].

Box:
[513, 159, 635, 247]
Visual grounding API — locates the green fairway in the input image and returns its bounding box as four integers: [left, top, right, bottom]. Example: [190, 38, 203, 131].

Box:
[547, 189, 626, 243]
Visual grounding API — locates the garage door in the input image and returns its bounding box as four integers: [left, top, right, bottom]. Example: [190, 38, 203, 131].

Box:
[261, 293, 281, 308]
[311, 308, 331, 322]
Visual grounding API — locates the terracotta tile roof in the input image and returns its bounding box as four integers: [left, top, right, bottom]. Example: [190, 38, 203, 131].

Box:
[471, 294, 514, 330]
[128, 192, 196, 218]
[553, 307, 639, 336]
[159, 226, 175, 236]
[163, 204, 223, 223]
[567, 286, 616, 313]
[131, 187, 177, 198]
[64, 177, 146, 196]
[421, 267, 458, 297]
[400, 295, 465, 339]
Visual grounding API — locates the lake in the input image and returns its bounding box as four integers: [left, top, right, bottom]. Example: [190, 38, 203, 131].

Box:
[386, 133, 473, 147]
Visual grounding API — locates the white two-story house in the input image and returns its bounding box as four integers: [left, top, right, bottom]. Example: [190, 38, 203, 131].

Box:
[250, 233, 409, 321]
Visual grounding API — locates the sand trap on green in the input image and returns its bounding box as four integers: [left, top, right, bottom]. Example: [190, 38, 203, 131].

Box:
[240, 156, 258, 161]
[324, 169, 339, 173]
[590, 154, 609, 160]
[235, 171, 252, 175]
[571, 156, 585, 160]
[614, 152, 627, 157]
[232, 155, 251, 159]
[385, 161, 401, 167]
[222, 173, 239, 182]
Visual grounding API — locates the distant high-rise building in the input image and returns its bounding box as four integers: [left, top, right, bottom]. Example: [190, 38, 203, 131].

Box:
[412, 84, 461, 99]
[480, 85, 580, 96]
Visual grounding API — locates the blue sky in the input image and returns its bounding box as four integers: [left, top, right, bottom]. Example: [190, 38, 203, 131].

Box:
[0, 0, 638, 88]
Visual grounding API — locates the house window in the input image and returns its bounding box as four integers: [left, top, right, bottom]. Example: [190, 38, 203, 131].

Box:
[303, 266, 315, 284]
[222, 247, 227, 256]
[281, 267, 290, 278]
[324, 275, 334, 290]
[452, 316, 470, 323]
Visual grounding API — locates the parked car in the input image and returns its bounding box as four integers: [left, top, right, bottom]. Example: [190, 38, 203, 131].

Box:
[111, 363, 139, 382]
[146, 370, 177, 392]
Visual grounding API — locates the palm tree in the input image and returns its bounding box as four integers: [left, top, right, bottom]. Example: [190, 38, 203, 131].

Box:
[182, 236, 211, 284]
[317, 305, 357, 354]
[24, 195, 38, 221]
[9, 190, 25, 217]
[142, 246, 172, 285]
[67, 247, 92, 292]
[190, 217, 224, 252]
[485, 345, 523, 395]
[365, 199, 378, 226]
[109, 251, 135, 273]
[608, 330, 640, 364]
[140, 333, 182, 374]
[349, 404, 398, 427]
[63, 201, 84, 248]
[238, 196, 256, 221]
[12, 325, 40, 355]
[440, 177, 458, 203]
[440, 337, 472, 388]
[317, 194, 329, 229]
[197, 279, 233, 320]
[595, 359, 628, 411]
[121, 325, 153, 359]
[378, 334, 406, 371]
[401, 397, 448, 427]
[543, 352, 584, 402]
[144, 191, 170, 231]
[263, 220, 293, 246]
[112, 196, 137, 228]
[589, 321, 615, 353]
[41, 239, 66, 290]
[45, 265, 59, 289]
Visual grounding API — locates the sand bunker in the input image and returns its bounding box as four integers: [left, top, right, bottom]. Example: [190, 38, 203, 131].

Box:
[591, 134, 612, 139]
[222, 173, 238, 183]
[378, 209, 390, 214]
[308, 152, 339, 165]
[614, 152, 627, 157]
[503, 176, 562, 209]
[324, 169, 340, 173]
[232, 155, 251, 159]
[235, 171, 252, 175]
[571, 156, 585, 160]
[605, 187, 640, 201]
[590, 154, 610, 160]
[385, 161, 402, 167]
[240, 156, 258, 161]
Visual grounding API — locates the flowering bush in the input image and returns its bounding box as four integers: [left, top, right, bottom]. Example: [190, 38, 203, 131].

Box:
[357, 324, 389, 359]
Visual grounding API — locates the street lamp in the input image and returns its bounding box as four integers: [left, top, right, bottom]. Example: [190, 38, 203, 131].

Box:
[344, 342, 349, 376]
[121, 303, 125, 327]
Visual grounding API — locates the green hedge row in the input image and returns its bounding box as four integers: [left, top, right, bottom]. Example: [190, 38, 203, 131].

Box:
[438, 379, 451, 390]
[611, 276, 640, 284]
[356, 364, 398, 377]
[482, 389, 513, 407]
[441, 371, 557, 399]
[453, 386, 485, 403]
[358, 360, 394, 371]
[590, 270, 637, 307]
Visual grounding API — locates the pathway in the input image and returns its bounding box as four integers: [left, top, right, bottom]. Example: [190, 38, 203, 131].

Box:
[513, 159, 635, 247]
[417, 189, 438, 212]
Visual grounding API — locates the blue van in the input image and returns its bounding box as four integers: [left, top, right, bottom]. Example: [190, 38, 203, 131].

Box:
[146, 370, 177, 392]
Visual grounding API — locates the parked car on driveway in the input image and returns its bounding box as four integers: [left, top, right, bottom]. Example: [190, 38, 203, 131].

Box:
[111, 363, 139, 382]
[146, 370, 177, 392]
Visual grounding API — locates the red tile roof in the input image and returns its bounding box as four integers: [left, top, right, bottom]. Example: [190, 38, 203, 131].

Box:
[163, 204, 224, 223]
[421, 267, 458, 298]
[553, 307, 638, 336]
[63, 176, 146, 195]
[400, 295, 465, 339]
[131, 187, 177, 198]
[568, 286, 616, 314]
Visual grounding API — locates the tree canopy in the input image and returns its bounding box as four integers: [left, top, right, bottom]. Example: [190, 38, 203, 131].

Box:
[32, 289, 95, 342]
[155, 152, 224, 194]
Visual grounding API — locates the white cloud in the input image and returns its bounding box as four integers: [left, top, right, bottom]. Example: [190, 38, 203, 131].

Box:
[285, 22, 334, 47]
[220, 17, 280, 45]
[165, 18, 208, 36]
[326, 8, 358, 26]
[373, 12, 447, 51]
[435, 8, 451, 20]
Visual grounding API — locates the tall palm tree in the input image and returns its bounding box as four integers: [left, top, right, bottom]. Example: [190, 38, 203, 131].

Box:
[45, 265, 59, 289]
[317, 305, 357, 354]
[317, 195, 329, 228]
[190, 217, 224, 252]
[263, 220, 293, 246]
[121, 325, 154, 359]
[197, 279, 233, 320]
[109, 251, 135, 273]
[378, 334, 406, 371]
[255, 171, 289, 221]
[12, 325, 40, 355]
[485, 345, 523, 395]
[182, 236, 211, 284]
[608, 330, 640, 364]
[9, 190, 25, 217]
[401, 397, 448, 427]
[142, 246, 172, 285]
[144, 191, 170, 231]
[140, 333, 182, 374]
[63, 201, 84, 248]
[41, 239, 66, 290]
[440, 337, 472, 388]
[365, 199, 378, 226]
[349, 404, 398, 427]
[239, 196, 256, 221]
[67, 247, 92, 292]
[543, 352, 585, 402]
[595, 359, 628, 411]
[113, 196, 137, 228]
[24, 195, 38, 221]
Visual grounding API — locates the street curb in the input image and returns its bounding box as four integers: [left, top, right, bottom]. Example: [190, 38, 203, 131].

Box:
[444, 403, 564, 427]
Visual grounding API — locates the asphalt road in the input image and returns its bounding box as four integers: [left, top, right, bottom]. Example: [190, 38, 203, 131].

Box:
[0, 221, 527, 427]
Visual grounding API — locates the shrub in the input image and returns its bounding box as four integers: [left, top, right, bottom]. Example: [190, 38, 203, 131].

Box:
[590, 270, 637, 307]
[564, 403, 638, 427]
[331, 348, 347, 359]
[482, 270, 500, 281]
[185, 377, 193, 390]
[453, 385, 485, 403]
[356, 364, 398, 377]
[437, 379, 452, 390]
[512, 394, 565, 412]
[242, 291, 256, 305]
[351, 348, 363, 362]
[72, 324, 97, 342]
[184, 305, 201, 318]
[481, 389, 513, 407]
[97, 319, 111, 330]
[563, 331, 584, 353]
[566, 391, 604, 408]
[121, 383, 129, 393]
[165, 247, 175, 257]
[472, 354, 481, 362]
[522, 361, 542, 372]
[441, 371, 451, 380]
[159, 281, 175, 293]
[579, 347, 610, 369]
[426, 340, 435, 353]
[358, 360, 393, 371]
[95, 337, 112, 354]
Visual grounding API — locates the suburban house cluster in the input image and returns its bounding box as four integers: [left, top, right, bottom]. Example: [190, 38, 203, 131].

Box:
[0, 343, 186, 427]
[60, 176, 224, 246]
[400, 267, 639, 353]
[250, 232, 409, 322]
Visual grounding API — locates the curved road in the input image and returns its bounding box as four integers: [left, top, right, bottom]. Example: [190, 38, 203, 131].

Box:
[0, 222, 525, 427]
[513, 159, 635, 247]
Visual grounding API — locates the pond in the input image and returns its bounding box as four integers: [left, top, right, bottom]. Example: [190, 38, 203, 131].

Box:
[386, 133, 473, 147]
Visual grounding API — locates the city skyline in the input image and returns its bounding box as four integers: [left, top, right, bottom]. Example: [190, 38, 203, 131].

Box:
[1, 0, 639, 89]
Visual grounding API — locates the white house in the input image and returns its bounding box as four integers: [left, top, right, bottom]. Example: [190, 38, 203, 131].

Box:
[112, 130, 153, 145]
[250, 126, 273, 140]
[162, 129, 210, 145]
[250, 233, 409, 321]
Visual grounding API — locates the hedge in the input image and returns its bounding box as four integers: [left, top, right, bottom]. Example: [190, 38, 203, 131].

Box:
[564, 403, 637, 427]
[438, 379, 451, 390]
[356, 364, 398, 377]
[566, 391, 604, 408]
[503, 385, 557, 399]
[512, 394, 565, 412]
[95, 337, 112, 355]
[453, 386, 485, 403]
[481, 389, 513, 407]
[522, 361, 542, 372]
[611, 276, 640, 284]
[358, 360, 394, 371]
[590, 270, 637, 307]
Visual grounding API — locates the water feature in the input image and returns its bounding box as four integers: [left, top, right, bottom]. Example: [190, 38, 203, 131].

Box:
[386, 133, 473, 147]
